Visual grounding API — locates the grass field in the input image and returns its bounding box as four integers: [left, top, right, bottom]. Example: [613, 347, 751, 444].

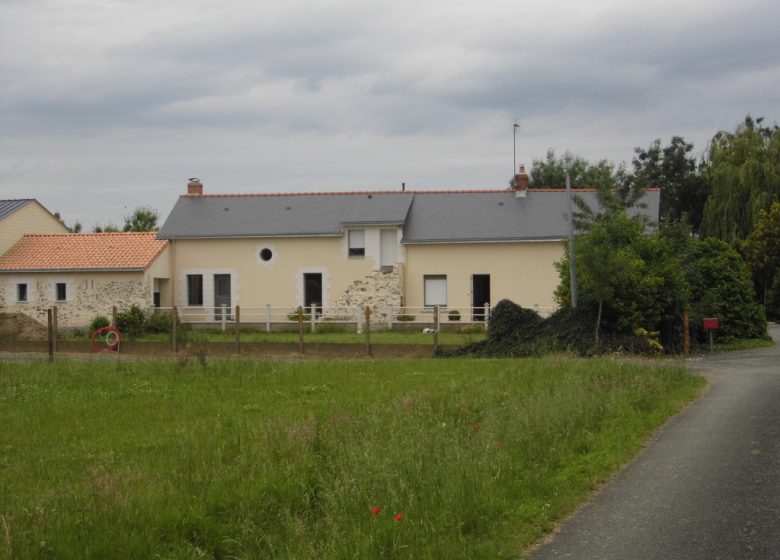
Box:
[105, 328, 488, 346]
[0, 357, 703, 559]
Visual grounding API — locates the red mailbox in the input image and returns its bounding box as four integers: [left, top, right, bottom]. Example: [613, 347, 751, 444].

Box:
[703, 318, 719, 330]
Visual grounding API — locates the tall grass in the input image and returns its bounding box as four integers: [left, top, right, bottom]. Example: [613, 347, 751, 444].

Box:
[0, 358, 702, 558]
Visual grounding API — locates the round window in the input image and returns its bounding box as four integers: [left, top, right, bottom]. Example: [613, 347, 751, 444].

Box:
[260, 248, 273, 262]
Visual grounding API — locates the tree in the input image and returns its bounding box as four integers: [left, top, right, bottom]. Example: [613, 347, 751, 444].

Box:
[555, 212, 686, 350]
[630, 136, 710, 233]
[72, 221, 82, 233]
[700, 116, 780, 243]
[685, 238, 767, 341]
[528, 149, 619, 189]
[92, 223, 120, 233]
[571, 172, 650, 232]
[123, 206, 160, 232]
[743, 202, 780, 314]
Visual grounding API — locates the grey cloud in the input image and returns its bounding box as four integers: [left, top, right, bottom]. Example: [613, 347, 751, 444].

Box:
[2, 0, 780, 228]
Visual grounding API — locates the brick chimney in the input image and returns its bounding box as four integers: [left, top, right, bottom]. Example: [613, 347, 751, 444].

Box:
[187, 178, 203, 196]
[514, 165, 529, 197]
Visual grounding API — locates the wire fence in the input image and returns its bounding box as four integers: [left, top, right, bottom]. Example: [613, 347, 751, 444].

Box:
[29, 302, 558, 360]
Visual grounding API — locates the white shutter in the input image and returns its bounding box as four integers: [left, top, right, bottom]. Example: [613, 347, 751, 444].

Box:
[348, 230, 365, 256]
[424, 276, 447, 307]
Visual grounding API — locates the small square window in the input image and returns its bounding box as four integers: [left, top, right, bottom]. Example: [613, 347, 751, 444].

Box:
[17, 283, 28, 302]
[55, 283, 67, 302]
[348, 230, 365, 257]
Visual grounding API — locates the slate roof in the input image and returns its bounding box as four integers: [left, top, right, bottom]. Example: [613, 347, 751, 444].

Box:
[0, 233, 168, 272]
[0, 199, 34, 220]
[157, 192, 415, 239]
[403, 190, 659, 243]
[158, 189, 660, 243]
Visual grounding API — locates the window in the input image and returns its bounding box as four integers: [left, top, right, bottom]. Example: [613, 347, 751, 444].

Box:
[187, 274, 203, 306]
[424, 275, 447, 308]
[55, 283, 67, 302]
[17, 283, 28, 302]
[348, 230, 365, 257]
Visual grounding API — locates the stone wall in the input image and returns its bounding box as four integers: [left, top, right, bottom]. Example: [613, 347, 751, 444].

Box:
[329, 264, 404, 328]
[0, 271, 153, 329]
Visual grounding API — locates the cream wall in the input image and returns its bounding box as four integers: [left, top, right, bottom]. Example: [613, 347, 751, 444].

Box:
[170, 232, 398, 317]
[0, 202, 69, 255]
[403, 241, 565, 315]
[145, 246, 171, 307]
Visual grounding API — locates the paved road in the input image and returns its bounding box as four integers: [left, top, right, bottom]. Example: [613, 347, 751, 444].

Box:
[530, 324, 780, 560]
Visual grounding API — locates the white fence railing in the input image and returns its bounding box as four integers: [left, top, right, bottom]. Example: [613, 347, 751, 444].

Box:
[147, 303, 558, 333]
[150, 305, 466, 333]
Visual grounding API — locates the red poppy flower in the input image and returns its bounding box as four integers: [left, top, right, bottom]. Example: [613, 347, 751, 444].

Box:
[371, 505, 380, 517]
[495, 440, 503, 447]
[458, 407, 469, 415]
[472, 423, 481, 431]
[395, 513, 404, 522]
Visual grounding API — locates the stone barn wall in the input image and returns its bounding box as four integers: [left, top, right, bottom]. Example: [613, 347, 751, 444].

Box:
[329, 264, 404, 327]
[0, 271, 153, 329]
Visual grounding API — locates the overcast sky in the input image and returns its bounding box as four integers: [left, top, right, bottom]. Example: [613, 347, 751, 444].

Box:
[1, 0, 778, 230]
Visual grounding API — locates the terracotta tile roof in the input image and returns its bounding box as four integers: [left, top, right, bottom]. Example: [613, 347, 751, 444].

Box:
[0, 233, 168, 272]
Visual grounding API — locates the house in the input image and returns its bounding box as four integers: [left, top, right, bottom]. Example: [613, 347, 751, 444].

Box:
[157, 174, 659, 325]
[0, 199, 69, 255]
[0, 233, 170, 328]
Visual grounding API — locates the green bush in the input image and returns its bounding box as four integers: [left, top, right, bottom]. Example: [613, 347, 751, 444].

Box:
[115, 305, 145, 338]
[395, 314, 416, 322]
[287, 312, 311, 321]
[88, 315, 110, 333]
[687, 238, 768, 341]
[447, 300, 656, 358]
[448, 309, 461, 321]
[487, 299, 543, 342]
[145, 310, 174, 334]
[458, 324, 483, 334]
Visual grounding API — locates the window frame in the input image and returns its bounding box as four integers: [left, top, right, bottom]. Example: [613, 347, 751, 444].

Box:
[16, 283, 28, 302]
[423, 275, 447, 309]
[55, 282, 67, 302]
[348, 230, 365, 258]
[187, 274, 204, 306]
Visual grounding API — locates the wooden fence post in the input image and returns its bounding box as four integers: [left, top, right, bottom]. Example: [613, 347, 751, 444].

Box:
[265, 304, 272, 333]
[52, 305, 58, 354]
[310, 304, 317, 334]
[235, 305, 241, 354]
[433, 306, 440, 355]
[47, 308, 54, 362]
[172, 305, 178, 353]
[221, 304, 227, 332]
[683, 309, 690, 357]
[112, 305, 117, 328]
[298, 306, 305, 354]
[484, 303, 490, 332]
[365, 306, 372, 357]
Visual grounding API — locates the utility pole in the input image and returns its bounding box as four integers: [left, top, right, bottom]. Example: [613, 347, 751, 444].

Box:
[566, 171, 578, 308]
[513, 121, 520, 179]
